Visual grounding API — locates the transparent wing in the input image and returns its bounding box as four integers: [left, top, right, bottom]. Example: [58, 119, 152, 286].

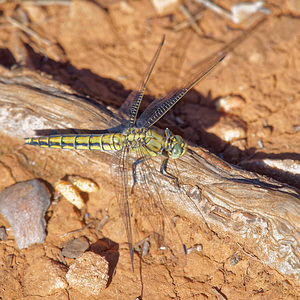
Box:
[118, 36, 165, 128]
[129, 146, 190, 266]
[111, 143, 136, 270]
[136, 54, 225, 129]
[111, 140, 188, 268]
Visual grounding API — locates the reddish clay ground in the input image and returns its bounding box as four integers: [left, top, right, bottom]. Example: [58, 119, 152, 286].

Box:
[0, 1, 299, 299]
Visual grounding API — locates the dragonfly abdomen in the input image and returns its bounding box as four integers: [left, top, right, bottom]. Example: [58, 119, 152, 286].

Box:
[25, 134, 125, 151]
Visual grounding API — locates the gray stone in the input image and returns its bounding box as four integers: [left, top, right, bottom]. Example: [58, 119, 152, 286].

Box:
[0, 179, 51, 249]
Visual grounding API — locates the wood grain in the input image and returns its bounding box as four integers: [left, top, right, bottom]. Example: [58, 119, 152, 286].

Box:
[0, 68, 299, 284]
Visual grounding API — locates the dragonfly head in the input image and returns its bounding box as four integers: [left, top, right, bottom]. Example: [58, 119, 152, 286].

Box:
[165, 129, 187, 159]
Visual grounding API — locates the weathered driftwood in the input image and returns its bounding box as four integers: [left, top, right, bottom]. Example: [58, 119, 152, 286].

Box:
[0, 68, 299, 284]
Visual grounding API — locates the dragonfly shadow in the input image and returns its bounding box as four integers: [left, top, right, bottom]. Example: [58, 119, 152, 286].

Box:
[23, 43, 129, 108]
[21, 42, 300, 189]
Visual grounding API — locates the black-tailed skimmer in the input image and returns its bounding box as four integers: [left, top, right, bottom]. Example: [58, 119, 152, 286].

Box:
[25, 37, 224, 269]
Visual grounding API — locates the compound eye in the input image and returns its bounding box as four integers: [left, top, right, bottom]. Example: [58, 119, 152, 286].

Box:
[171, 144, 182, 159]
[175, 135, 183, 143]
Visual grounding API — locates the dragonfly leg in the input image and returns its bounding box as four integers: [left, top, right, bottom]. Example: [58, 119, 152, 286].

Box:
[131, 156, 149, 194]
[160, 158, 179, 188]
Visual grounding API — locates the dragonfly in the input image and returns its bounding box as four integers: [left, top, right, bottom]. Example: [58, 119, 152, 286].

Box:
[25, 36, 224, 270]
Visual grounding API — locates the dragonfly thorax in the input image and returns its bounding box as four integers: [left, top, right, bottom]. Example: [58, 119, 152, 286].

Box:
[123, 127, 186, 159]
[124, 127, 165, 157]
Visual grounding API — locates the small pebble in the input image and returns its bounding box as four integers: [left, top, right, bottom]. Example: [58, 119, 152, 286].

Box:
[61, 237, 90, 259]
[230, 253, 241, 265]
[186, 244, 203, 255]
[151, 0, 178, 14]
[215, 95, 245, 113]
[0, 179, 50, 249]
[68, 175, 99, 193]
[66, 251, 109, 296]
[55, 180, 84, 210]
[207, 116, 246, 143]
[0, 226, 7, 240]
[134, 237, 150, 257]
[231, 1, 270, 24]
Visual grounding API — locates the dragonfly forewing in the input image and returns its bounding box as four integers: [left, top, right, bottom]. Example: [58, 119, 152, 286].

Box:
[119, 36, 165, 128]
[136, 54, 225, 129]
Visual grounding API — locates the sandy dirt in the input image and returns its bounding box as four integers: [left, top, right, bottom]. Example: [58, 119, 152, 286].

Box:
[0, 0, 299, 299]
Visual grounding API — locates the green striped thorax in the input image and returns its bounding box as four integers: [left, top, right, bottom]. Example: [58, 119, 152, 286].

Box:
[123, 127, 187, 159]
